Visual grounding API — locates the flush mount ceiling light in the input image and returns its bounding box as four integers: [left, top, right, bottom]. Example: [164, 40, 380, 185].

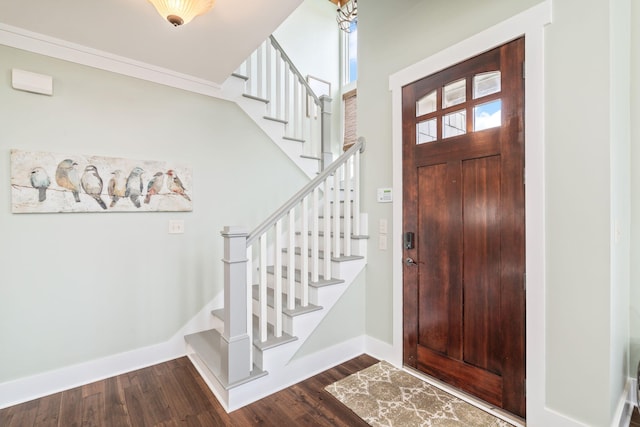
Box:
[329, 0, 357, 33]
[147, 0, 215, 27]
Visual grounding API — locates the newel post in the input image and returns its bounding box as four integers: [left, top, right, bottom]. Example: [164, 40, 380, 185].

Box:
[220, 226, 251, 385]
[320, 94, 333, 170]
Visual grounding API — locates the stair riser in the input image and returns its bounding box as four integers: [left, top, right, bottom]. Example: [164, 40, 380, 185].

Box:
[251, 301, 296, 336]
[281, 255, 340, 276]
[262, 276, 321, 304]
[317, 217, 359, 234]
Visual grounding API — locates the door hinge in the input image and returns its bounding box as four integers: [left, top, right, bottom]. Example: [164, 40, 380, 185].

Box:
[523, 167, 526, 186]
[522, 61, 526, 79]
[524, 273, 527, 290]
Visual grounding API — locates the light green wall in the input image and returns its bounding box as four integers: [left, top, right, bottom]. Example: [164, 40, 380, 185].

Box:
[544, 0, 611, 423]
[292, 270, 365, 359]
[631, 0, 640, 392]
[358, 0, 631, 425]
[0, 45, 307, 382]
[609, 0, 631, 419]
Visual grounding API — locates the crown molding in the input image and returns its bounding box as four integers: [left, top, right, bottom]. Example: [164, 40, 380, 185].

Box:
[0, 23, 223, 98]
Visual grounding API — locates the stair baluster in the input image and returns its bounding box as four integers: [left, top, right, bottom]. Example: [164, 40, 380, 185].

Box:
[323, 177, 332, 279]
[234, 36, 327, 168]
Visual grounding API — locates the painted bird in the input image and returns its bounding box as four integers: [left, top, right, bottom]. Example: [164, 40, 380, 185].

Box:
[125, 167, 144, 208]
[166, 169, 191, 201]
[81, 165, 107, 210]
[144, 172, 164, 204]
[55, 159, 81, 203]
[29, 167, 50, 202]
[108, 169, 127, 208]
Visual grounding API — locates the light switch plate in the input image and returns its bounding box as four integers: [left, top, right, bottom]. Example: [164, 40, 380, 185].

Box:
[379, 219, 388, 234]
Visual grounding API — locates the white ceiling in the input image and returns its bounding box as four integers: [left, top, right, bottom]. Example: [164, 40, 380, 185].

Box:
[0, 0, 303, 86]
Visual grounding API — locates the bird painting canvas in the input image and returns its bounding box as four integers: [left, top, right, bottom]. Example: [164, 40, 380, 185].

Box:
[10, 149, 193, 213]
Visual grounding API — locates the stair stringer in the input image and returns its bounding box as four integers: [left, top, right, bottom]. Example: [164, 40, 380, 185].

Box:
[219, 74, 321, 179]
[226, 256, 366, 411]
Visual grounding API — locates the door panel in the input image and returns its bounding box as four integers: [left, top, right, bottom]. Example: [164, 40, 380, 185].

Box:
[402, 37, 525, 418]
[416, 162, 460, 356]
[462, 155, 502, 375]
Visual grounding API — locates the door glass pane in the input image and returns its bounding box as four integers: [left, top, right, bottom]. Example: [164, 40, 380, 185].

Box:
[473, 71, 500, 99]
[443, 110, 466, 138]
[416, 91, 437, 116]
[417, 119, 437, 144]
[474, 99, 502, 131]
[443, 79, 466, 108]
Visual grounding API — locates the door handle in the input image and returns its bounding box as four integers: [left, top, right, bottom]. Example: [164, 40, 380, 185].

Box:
[405, 257, 417, 266]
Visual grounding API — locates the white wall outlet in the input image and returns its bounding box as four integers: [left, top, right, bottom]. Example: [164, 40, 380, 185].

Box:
[169, 220, 184, 234]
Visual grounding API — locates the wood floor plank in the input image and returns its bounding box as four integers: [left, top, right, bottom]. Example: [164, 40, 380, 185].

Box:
[0, 354, 378, 427]
[59, 387, 83, 427]
[103, 376, 130, 427]
[81, 392, 104, 427]
[4, 399, 38, 427]
[123, 384, 154, 427]
[33, 393, 61, 427]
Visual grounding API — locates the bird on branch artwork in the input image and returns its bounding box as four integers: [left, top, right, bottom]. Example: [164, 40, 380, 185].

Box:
[10, 149, 193, 214]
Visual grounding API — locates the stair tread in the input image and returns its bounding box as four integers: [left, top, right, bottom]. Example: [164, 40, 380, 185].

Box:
[263, 115, 287, 124]
[185, 329, 221, 368]
[211, 308, 303, 351]
[242, 93, 269, 104]
[251, 318, 298, 351]
[184, 329, 268, 390]
[265, 265, 344, 287]
[296, 230, 369, 239]
[231, 72, 249, 81]
[250, 285, 323, 315]
[282, 247, 364, 262]
[283, 135, 305, 143]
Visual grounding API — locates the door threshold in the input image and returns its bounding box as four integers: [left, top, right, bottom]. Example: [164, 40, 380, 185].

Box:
[402, 365, 526, 427]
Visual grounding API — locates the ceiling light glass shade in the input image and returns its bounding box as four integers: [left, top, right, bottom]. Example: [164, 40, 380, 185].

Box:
[336, 0, 357, 33]
[147, 0, 215, 26]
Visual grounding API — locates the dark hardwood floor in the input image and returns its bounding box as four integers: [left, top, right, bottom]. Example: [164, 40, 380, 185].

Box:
[631, 406, 640, 427]
[0, 354, 377, 426]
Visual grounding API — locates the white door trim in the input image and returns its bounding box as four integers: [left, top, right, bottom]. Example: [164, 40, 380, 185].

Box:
[389, 2, 581, 425]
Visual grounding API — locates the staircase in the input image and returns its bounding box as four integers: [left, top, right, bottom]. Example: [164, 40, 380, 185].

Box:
[184, 136, 367, 411]
[220, 36, 332, 178]
[181, 34, 367, 411]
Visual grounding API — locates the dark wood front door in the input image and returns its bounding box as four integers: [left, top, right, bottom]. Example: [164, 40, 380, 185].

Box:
[402, 38, 526, 418]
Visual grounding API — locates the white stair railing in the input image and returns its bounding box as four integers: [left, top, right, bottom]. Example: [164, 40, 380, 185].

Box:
[235, 36, 328, 164]
[221, 138, 365, 377]
[247, 136, 364, 337]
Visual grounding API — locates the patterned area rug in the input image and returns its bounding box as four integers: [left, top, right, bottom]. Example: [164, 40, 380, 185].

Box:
[325, 361, 514, 427]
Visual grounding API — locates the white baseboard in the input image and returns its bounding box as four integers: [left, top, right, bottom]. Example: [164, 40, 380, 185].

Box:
[225, 335, 367, 411]
[0, 293, 223, 410]
[364, 335, 397, 365]
[614, 377, 635, 427]
[0, 341, 184, 410]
